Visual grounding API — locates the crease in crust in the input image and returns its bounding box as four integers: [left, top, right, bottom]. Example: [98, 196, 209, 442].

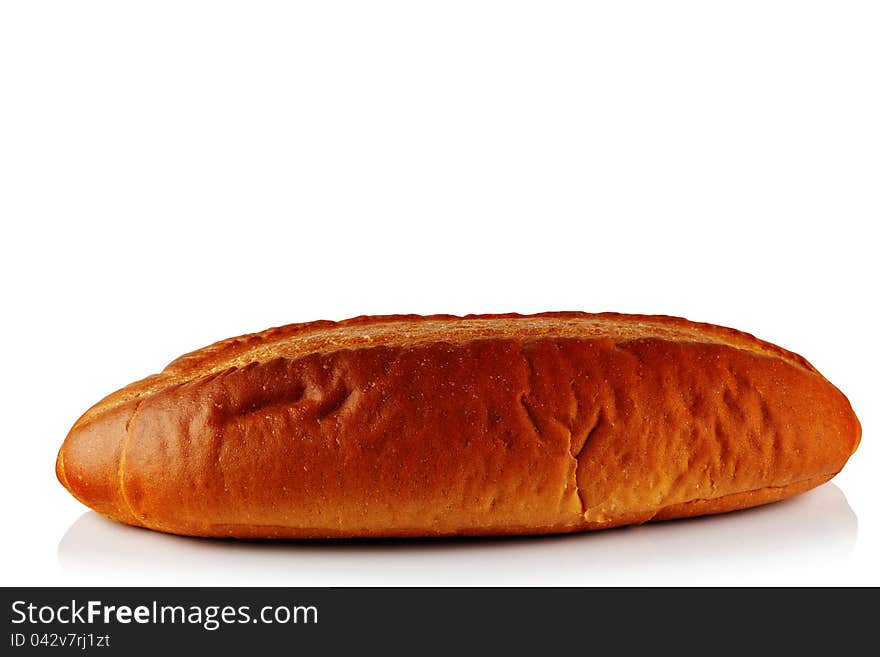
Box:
[519, 341, 596, 520]
[56, 447, 70, 491]
[116, 395, 150, 527]
[517, 341, 544, 441]
[518, 342, 580, 518]
[518, 394, 544, 440]
[566, 375, 584, 517]
[573, 410, 604, 518]
[585, 470, 836, 526]
[642, 472, 836, 524]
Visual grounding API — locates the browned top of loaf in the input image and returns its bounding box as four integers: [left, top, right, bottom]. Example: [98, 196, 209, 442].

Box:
[74, 312, 819, 430]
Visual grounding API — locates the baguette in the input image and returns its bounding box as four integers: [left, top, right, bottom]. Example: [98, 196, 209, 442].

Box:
[56, 312, 861, 538]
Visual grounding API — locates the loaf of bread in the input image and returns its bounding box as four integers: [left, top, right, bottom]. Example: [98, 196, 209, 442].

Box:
[56, 312, 860, 538]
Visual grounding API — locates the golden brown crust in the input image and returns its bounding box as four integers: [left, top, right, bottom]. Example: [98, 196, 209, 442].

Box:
[56, 312, 860, 538]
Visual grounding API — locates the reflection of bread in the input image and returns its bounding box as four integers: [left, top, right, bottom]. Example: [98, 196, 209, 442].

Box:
[56, 312, 861, 538]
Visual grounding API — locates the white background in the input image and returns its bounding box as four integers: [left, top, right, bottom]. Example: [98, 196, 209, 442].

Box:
[1, 1, 877, 586]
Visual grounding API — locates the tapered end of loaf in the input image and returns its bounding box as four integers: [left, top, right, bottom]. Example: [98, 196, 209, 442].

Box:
[56, 401, 140, 526]
[822, 381, 861, 475]
[846, 402, 862, 460]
